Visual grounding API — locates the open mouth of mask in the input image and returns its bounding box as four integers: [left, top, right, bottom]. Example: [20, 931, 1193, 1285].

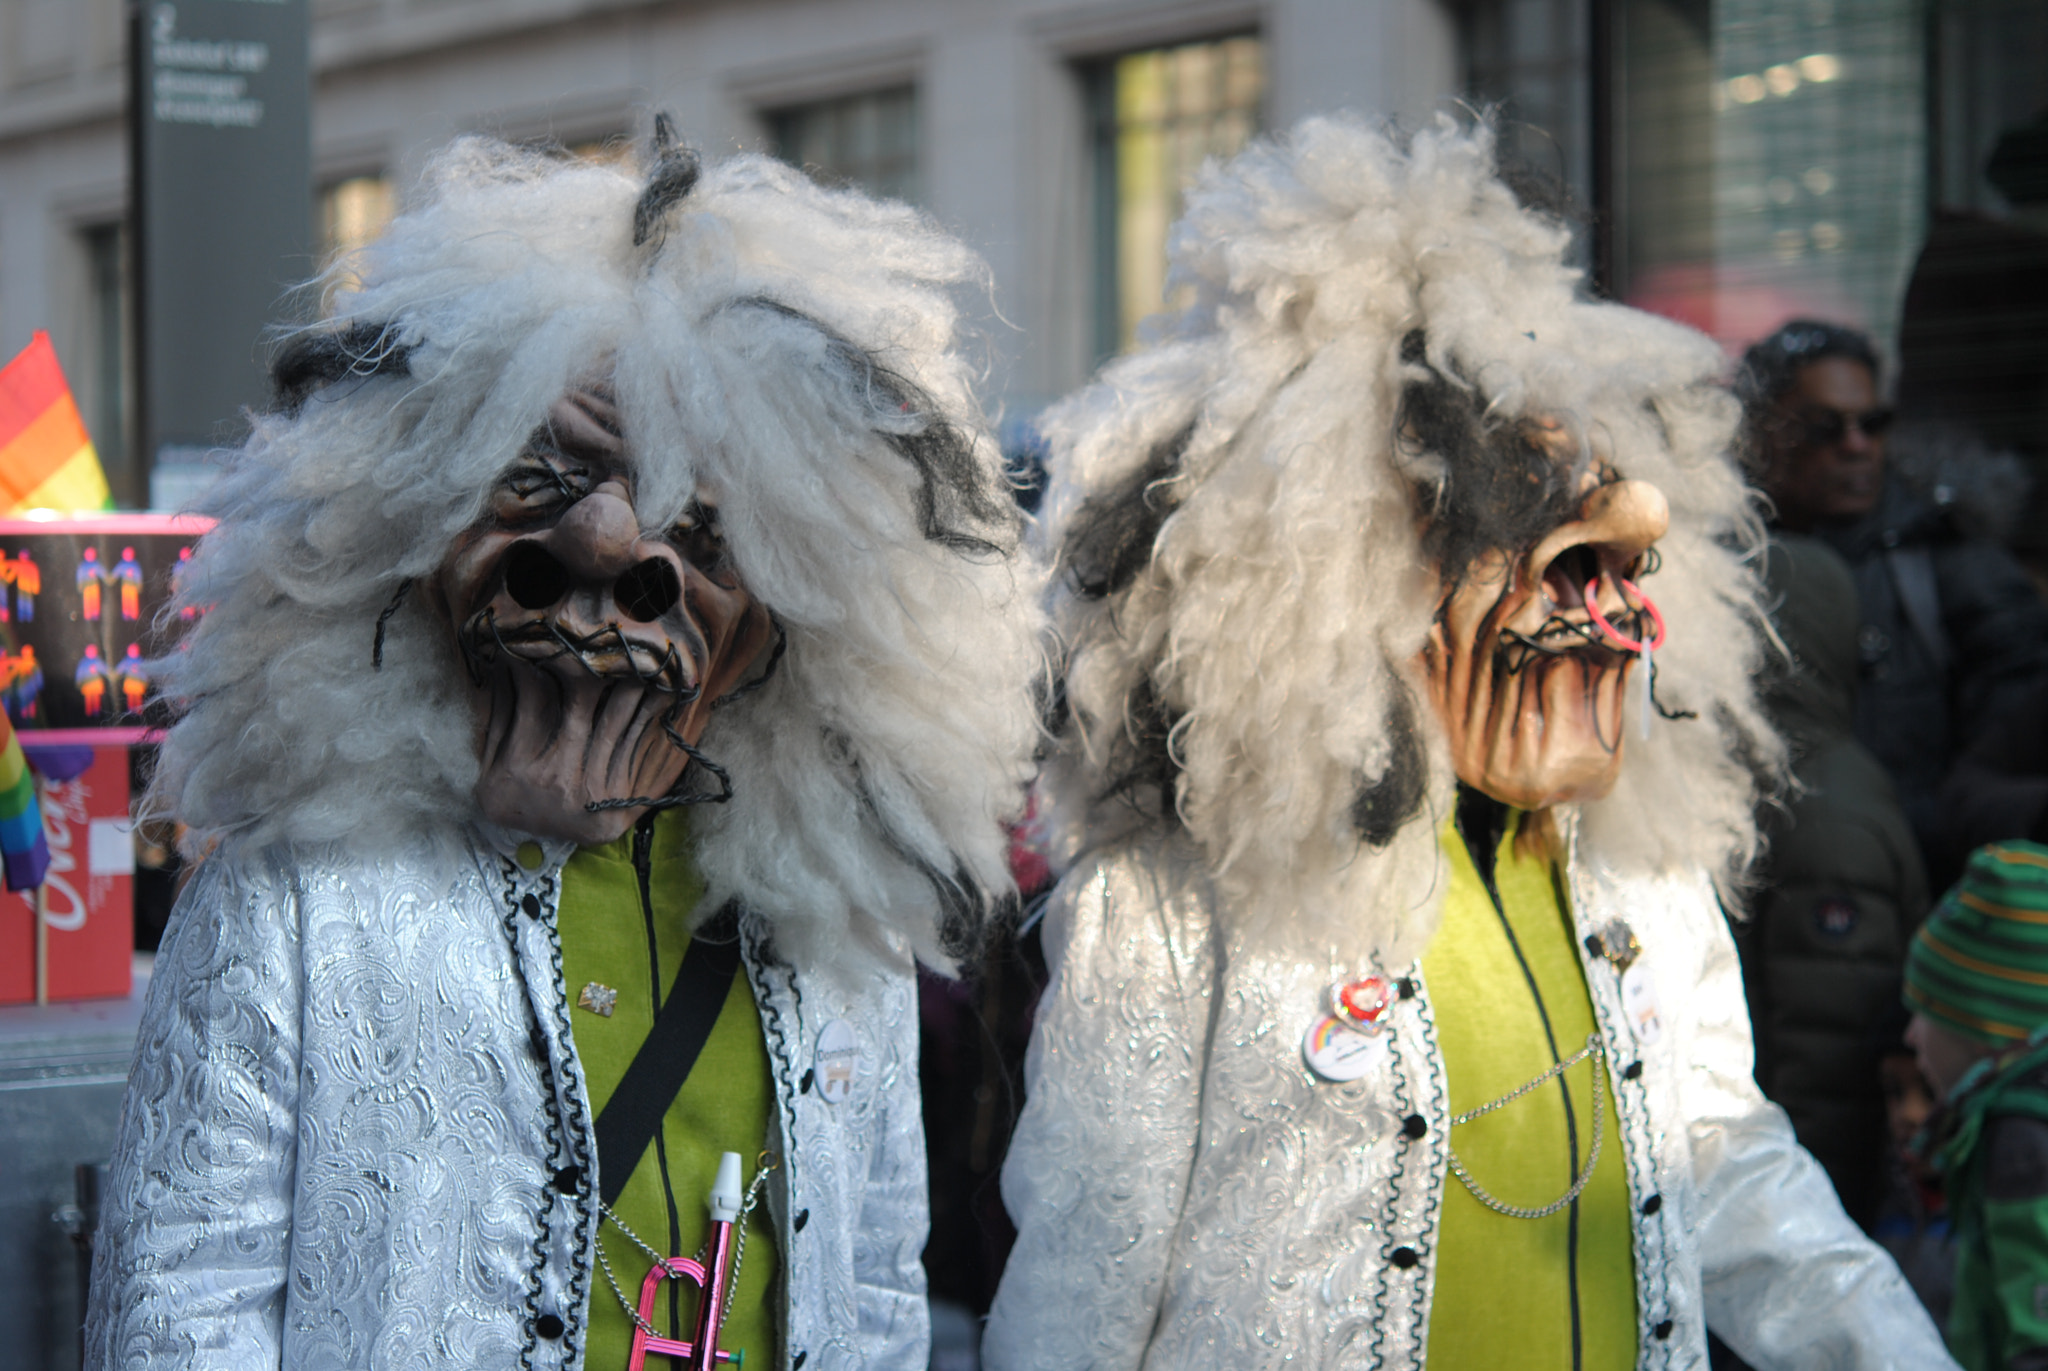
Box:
[1420, 454, 1673, 812]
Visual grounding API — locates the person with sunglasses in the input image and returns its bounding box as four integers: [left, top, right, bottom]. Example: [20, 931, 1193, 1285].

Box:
[1738, 319, 2048, 896]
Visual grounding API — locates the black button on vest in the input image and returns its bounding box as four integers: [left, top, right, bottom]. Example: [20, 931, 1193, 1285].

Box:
[1401, 1114, 1428, 1140]
[535, 1313, 565, 1339]
[1389, 1246, 1419, 1269]
[1641, 1193, 1662, 1216]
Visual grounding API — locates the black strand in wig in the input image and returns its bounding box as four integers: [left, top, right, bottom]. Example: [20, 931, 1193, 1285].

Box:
[633, 112, 703, 248]
[1052, 423, 1195, 821]
[269, 320, 415, 415]
[1351, 686, 1429, 847]
[724, 295, 1018, 558]
[1395, 330, 1588, 594]
[1061, 422, 1193, 601]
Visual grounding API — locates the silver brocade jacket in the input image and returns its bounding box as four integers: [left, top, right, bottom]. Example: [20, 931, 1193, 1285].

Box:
[85, 826, 930, 1371]
[985, 826, 1956, 1371]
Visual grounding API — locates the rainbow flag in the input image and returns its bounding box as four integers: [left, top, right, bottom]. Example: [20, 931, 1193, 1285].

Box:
[0, 331, 113, 514]
[0, 711, 47, 891]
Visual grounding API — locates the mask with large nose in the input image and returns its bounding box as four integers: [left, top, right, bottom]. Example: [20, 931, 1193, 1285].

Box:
[434, 383, 774, 843]
[1418, 414, 1671, 811]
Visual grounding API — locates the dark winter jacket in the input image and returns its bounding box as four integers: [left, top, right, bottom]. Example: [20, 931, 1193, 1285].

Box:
[1940, 677, 2048, 861]
[1811, 481, 2048, 885]
[1743, 535, 1930, 1227]
[1927, 1030, 2048, 1371]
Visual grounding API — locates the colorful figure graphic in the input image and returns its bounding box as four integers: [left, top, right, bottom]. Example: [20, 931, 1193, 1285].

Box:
[77, 547, 103, 621]
[114, 546, 144, 621]
[8, 644, 42, 723]
[119, 643, 150, 713]
[0, 550, 38, 623]
[75, 643, 110, 718]
[175, 546, 197, 620]
[15, 550, 38, 623]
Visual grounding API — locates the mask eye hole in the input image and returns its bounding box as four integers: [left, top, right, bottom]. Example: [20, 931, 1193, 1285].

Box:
[492, 444, 595, 526]
[615, 558, 681, 622]
[502, 541, 570, 610]
[670, 502, 734, 582]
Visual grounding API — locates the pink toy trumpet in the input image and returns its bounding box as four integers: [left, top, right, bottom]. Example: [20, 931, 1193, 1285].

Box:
[628, 1152, 748, 1371]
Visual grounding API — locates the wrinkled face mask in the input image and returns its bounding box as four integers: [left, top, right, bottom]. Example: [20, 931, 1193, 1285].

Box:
[1417, 416, 1672, 811]
[435, 383, 774, 844]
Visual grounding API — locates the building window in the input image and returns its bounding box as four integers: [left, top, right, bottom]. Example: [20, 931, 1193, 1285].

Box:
[318, 175, 395, 310]
[1084, 34, 1266, 363]
[1460, 0, 1593, 225]
[1610, 0, 1927, 351]
[767, 87, 920, 203]
[568, 137, 634, 167]
[81, 222, 129, 487]
[1595, 0, 2047, 560]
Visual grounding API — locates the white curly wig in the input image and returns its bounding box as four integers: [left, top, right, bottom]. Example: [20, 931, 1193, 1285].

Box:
[1039, 114, 1782, 967]
[150, 132, 1046, 973]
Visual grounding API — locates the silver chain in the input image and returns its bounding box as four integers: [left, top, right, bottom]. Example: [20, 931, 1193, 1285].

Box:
[592, 1153, 777, 1340]
[1443, 1033, 1607, 1221]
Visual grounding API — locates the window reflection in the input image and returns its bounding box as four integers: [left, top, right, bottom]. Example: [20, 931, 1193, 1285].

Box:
[1085, 35, 1265, 361]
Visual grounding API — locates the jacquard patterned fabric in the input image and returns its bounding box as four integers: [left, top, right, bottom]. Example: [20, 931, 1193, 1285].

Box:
[986, 822, 1955, 1371]
[86, 826, 931, 1371]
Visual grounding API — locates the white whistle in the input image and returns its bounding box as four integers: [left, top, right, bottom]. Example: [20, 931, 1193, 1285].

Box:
[709, 1151, 744, 1223]
[1639, 640, 1653, 741]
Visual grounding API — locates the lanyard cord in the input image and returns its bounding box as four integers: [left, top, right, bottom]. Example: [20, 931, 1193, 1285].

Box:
[593, 1153, 778, 1338]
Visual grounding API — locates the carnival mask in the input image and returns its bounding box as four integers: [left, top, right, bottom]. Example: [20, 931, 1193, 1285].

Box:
[1417, 415, 1671, 811]
[435, 384, 774, 844]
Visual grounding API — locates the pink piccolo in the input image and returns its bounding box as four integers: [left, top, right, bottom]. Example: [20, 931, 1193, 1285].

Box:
[628, 1151, 747, 1370]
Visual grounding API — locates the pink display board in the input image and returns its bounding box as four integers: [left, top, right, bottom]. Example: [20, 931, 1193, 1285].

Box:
[0, 514, 213, 742]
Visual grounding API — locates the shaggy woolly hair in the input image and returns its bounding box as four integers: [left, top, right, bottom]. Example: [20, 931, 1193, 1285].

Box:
[150, 133, 1046, 975]
[1039, 114, 1783, 966]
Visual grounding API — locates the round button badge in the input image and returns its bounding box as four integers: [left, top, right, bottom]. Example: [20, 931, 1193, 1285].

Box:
[814, 1019, 861, 1104]
[1302, 1014, 1390, 1083]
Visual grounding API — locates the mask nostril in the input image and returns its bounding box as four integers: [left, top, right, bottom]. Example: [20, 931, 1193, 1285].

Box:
[615, 558, 682, 622]
[502, 541, 571, 610]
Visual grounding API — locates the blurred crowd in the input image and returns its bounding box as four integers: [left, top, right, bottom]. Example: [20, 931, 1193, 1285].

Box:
[1732, 310, 2048, 1366]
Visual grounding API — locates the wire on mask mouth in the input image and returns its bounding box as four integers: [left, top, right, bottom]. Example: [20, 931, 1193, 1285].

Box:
[1488, 566, 1694, 721]
[457, 605, 736, 811]
[584, 709, 734, 812]
[465, 611, 698, 699]
[1583, 575, 1666, 653]
[1497, 615, 1624, 674]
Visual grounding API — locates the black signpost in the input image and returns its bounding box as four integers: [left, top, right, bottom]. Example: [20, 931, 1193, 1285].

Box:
[127, 0, 310, 508]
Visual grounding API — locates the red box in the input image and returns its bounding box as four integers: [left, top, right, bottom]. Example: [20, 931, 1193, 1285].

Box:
[0, 745, 133, 1004]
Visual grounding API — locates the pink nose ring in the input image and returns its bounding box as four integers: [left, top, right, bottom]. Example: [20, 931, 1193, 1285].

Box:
[1583, 575, 1667, 653]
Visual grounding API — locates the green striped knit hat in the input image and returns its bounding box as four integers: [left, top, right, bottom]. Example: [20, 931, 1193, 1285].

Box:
[1905, 841, 2048, 1045]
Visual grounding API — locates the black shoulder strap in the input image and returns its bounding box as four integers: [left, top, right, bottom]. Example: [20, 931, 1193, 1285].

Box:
[592, 910, 745, 1208]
